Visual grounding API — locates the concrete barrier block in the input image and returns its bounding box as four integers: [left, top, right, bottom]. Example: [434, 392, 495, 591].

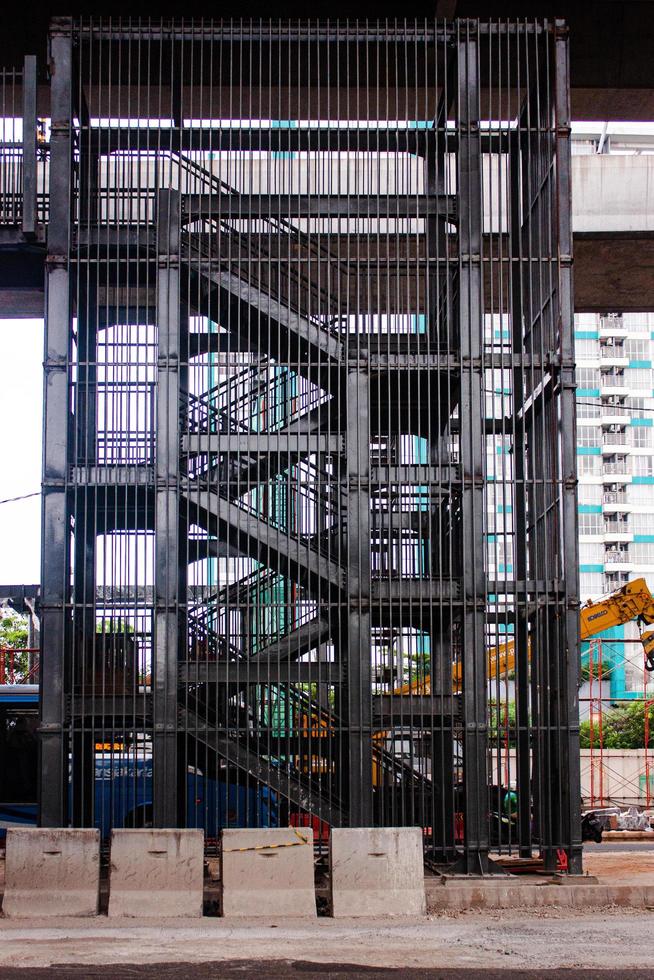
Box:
[330, 827, 426, 917]
[221, 827, 316, 917]
[108, 829, 204, 918]
[3, 828, 100, 918]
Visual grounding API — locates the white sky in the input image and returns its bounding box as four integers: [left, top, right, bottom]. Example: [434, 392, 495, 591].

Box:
[0, 123, 652, 588]
[0, 319, 42, 583]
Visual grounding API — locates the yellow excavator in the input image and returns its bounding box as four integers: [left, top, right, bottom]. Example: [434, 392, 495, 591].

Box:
[367, 577, 654, 790]
[301, 579, 654, 784]
[392, 577, 654, 701]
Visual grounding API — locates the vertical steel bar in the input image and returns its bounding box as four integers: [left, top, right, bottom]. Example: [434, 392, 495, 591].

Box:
[154, 187, 182, 827]
[457, 21, 489, 873]
[509, 125, 533, 858]
[551, 18, 582, 874]
[21, 54, 37, 235]
[39, 19, 73, 827]
[346, 365, 373, 826]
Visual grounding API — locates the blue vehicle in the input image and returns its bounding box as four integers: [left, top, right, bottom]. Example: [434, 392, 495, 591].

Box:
[0, 684, 38, 836]
[0, 686, 277, 837]
[93, 753, 277, 837]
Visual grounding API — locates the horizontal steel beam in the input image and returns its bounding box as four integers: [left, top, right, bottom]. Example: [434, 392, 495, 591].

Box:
[183, 433, 343, 455]
[372, 694, 461, 725]
[186, 193, 456, 221]
[183, 488, 344, 593]
[179, 661, 340, 684]
[370, 464, 457, 484]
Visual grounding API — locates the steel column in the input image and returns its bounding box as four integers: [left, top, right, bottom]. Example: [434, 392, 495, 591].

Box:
[21, 54, 37, 236]
[509, 130, 533, 858]
[547, 19, 582, 874]
[345, 366, 373, 825]
[39, 21, 73, 827]
[456, 22, 489, 873]
[154, 188, 183, 828]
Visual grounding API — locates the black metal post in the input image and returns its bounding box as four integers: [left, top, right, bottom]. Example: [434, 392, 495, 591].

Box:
[550, 19, 582, 875]
[457, 21, 489, 874]
[346, 366, 373, 825]
[509, 130, 533, 858]
[154, 188, 183, 827]
[39, 20, 73, 827]
[21, 54, 37, 236]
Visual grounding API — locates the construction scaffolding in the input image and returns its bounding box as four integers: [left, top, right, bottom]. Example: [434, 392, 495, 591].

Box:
[2, 17, 580, 872]
[581, 636, 654, 809]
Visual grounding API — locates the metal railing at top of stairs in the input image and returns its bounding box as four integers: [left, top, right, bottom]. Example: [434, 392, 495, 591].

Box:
[170, 146, 348, 279]
[187, 367, 266, 437]
[186, 565, 280, 628]
[0, 56, 40, 233]
[173, 150, 343, 334]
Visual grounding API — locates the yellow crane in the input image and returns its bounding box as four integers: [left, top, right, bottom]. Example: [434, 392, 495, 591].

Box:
[302, 579, 654, 784]
[395, 577, 654, 699]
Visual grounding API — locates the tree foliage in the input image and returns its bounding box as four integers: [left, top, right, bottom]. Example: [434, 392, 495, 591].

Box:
[0, 610, 28, 649]
[579, 701, 654, 749]
[0, 609, 30, 681]
[488, 698, 517, 746]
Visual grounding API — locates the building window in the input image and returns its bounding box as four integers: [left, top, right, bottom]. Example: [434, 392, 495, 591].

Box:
[604, 512, 630, 533]
[576, 339, 599, 358]
[629, 483, 653, 503]
[632, 456, 654, 477]
[626, 339, 651, 360]
[628, 398, 648, 419]
[577, 400, 601, 420]
[579, 512, 603, 534]
[604, 571, 630, 591]
[632, 513, 654, 535]
[626, 368, 651, 390]
[580, 572, 603, 598]
[580, 542, 603, 564]
[579, 484, 602, 505]
[578, 454, 601, 475]
[576, 368, 600, 389]
[605, 543, 629, 563]
[600, 337, 625, 354]
[632, 543, 654, 564]
[600, 313, 623, 331]
[632, 427, 652, 449]
[577, 426, 601, 448]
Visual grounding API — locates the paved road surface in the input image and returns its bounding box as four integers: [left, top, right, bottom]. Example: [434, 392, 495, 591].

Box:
[1, 912, 654, 974]
[1, 967, 653, 980]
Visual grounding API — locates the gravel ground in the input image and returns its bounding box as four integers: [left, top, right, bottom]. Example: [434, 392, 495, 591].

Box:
[1, 909, 653, 973]
[0, 964, 653, 980]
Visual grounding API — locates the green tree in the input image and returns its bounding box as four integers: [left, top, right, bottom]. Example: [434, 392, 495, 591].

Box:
[488, 699, 517, 747]
[579, 701, 654, 749]
[0, 609, 30, 680]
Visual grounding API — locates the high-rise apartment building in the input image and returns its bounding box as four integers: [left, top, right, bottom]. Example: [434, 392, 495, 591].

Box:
[575, 304, 654, 698]
[573, 128, 654, 710]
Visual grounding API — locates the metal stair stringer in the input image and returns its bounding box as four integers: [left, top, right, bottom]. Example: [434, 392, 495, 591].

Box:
[179, 706, 344, 828]
[183, 488, 344, 597]
[183, 257, 343, 379]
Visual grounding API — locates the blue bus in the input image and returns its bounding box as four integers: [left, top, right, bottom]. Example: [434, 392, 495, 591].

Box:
[0, 685, 277, 837]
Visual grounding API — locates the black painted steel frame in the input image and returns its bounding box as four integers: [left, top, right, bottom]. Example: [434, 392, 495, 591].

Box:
[32, 17, 581, 872]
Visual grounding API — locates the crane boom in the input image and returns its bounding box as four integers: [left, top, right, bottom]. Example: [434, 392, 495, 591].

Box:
[401, 578, 654, 698]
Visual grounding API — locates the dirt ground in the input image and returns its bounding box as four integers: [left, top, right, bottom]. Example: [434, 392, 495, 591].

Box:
[1, 908, 654, 973]
[582, 844, 654, 880]
[0, 964, 652, 980]
[1, 844, 654, 975]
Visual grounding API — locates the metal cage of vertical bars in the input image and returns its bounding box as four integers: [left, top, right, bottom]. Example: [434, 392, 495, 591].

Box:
[0, 56, 47, 231]
[32, 17, 582, 872]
